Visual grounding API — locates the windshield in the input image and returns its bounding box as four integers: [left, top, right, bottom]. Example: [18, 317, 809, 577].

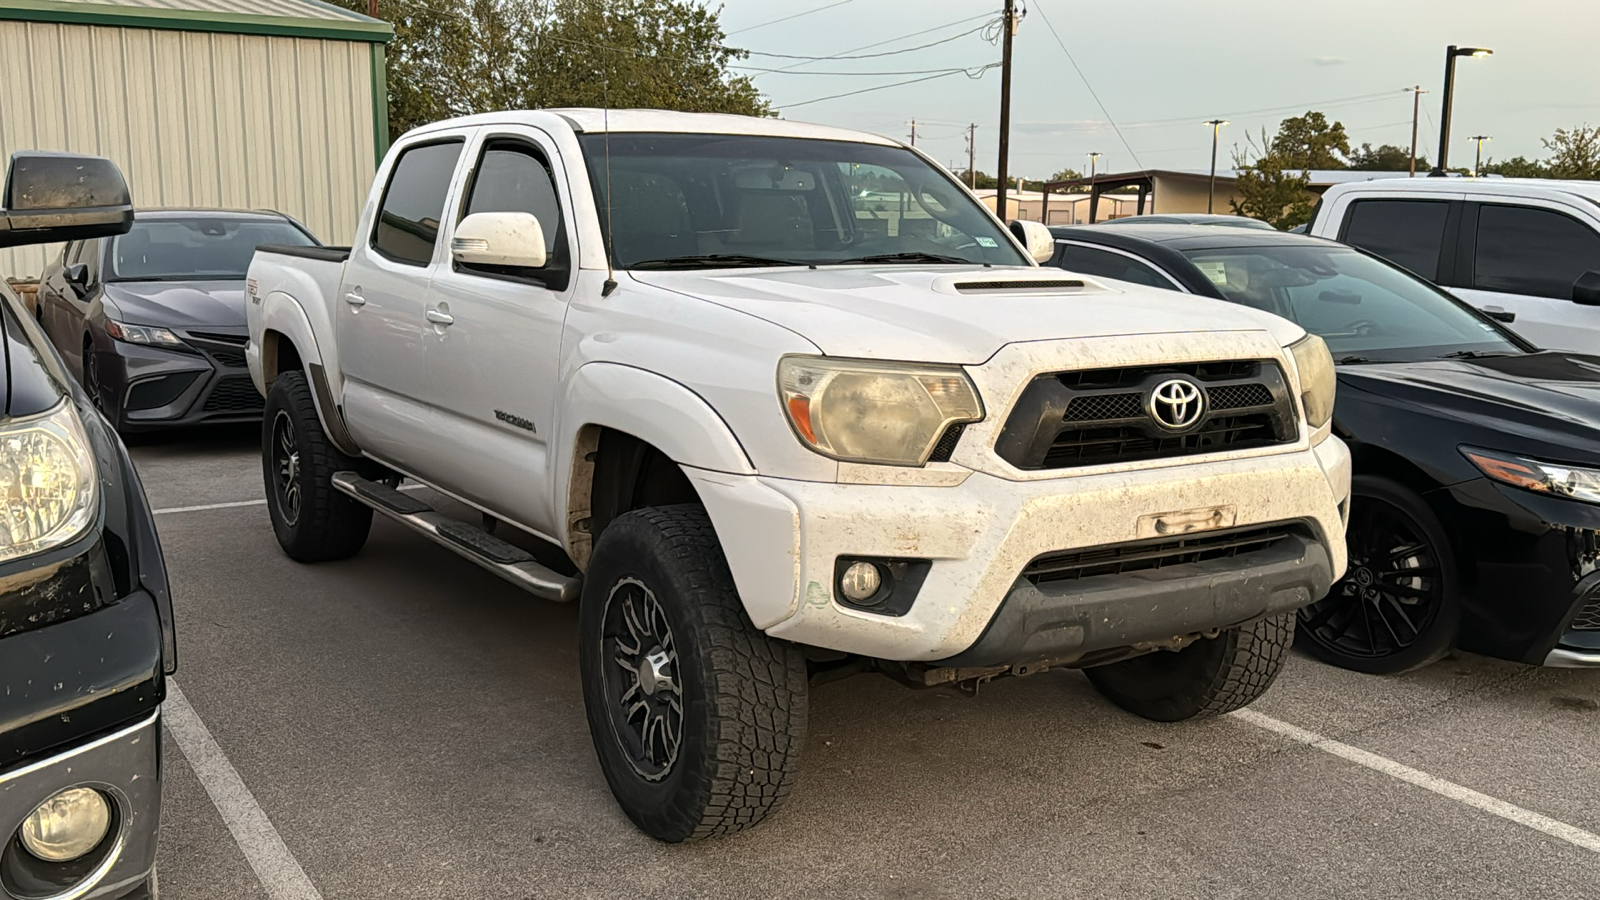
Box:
[1181, 245, 1522, 362]
[577, 133, 1029, 269]
[109, 216, 315, 281]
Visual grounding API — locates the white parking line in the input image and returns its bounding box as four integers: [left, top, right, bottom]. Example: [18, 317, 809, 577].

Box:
[163, 681, 325, 900]
[1233, 708, 1600, 855]
[153, 484, 427, 516]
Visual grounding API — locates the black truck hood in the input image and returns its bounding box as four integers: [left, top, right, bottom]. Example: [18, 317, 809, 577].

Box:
[1335, 351, 1600, 484]
[103, 279, 247, 328]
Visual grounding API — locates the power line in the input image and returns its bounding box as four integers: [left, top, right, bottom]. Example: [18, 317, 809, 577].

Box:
[1126, 91, 1407, 130]
[761, 11, 999, 73]
[738, 63, 1001, 78]
[779, 67, 1001, 110]
[726, 0, 859, 36]
[1032, 0, 1143, 171]
[743, 22, 991, 62]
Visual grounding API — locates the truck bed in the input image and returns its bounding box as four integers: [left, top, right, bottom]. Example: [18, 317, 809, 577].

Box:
[257, 244, 351, 263]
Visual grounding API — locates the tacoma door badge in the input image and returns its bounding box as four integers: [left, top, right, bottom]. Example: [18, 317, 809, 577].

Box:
[494, 409, 536, 433]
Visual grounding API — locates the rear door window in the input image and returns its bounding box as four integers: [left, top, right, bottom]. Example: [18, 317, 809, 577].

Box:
[1472, 204, 1600, 298]
[1052, 244, 1178, 290]
[1339, 199, 1450, 280]
[372, 140, 464, 266]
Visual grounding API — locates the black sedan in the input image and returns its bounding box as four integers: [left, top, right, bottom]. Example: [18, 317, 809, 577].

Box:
[1047, 224, 1600, 673]
[36, 208, 317, 431]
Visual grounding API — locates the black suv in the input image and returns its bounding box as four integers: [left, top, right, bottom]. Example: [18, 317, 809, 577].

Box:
[0, 153, 172, 900]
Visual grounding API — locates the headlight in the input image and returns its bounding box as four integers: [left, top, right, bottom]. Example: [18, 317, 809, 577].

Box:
[0, 399, 98, 562]
[1462, 447, 1600, 505]
[104, 318, 183, 347]
[1289, 334, 1335, 430]
[20, 787, 112, 862]
[778, 356, 983, 466]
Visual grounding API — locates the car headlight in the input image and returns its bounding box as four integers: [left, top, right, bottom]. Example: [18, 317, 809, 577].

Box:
[778, 356, 984, 466]
[1289, 334, 1335, 431]
[0, 399, 98, 562]
[104, 318, 183, 347]
[1462, 447, 1600, 505]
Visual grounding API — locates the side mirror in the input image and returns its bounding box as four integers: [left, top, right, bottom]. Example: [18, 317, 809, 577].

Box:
[1481, 305, 1516, 323]
[64, 262, 89, 297]
[451, 212, 546, 268]
[1574, 271, 1600, 307]
[1008, 219, 1055, 264]
[0, 152, 132, 249]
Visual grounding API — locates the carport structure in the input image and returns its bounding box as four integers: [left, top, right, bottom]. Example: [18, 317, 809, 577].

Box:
[0, 0, 393, 276]
[1041, 168, 1241, 225]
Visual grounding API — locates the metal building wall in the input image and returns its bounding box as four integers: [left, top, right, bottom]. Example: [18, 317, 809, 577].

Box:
[0, 19, 377, 277]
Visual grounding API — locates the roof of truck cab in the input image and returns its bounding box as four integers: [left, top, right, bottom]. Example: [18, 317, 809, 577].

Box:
[1321, 176, 1600, 205]
[409, 109, 901, 147]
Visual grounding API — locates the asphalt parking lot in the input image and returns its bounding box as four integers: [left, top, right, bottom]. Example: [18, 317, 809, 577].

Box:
[130, 427, 1600, 900]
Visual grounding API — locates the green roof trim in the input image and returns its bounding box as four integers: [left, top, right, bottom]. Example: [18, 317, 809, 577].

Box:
[0, 0, 393, 42]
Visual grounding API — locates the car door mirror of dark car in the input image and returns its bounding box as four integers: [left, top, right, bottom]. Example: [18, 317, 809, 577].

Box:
[1574, 271, 1600, 307]
[0, 151, 133, 249]
[64, 262, 90, 297]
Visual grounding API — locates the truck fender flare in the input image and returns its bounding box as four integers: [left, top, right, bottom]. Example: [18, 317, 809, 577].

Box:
[556, 363, 756, 564]
[258, 292, 362, 457]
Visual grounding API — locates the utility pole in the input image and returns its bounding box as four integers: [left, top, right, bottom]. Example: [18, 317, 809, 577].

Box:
[1405, 86, 1428, 176]
[1204, 119, 1228, 214]
[995, 0, 1017, 222]
[1470, 135, 1491, 176]
[908, 119, 917, 147]
[966, 124, 977, 189]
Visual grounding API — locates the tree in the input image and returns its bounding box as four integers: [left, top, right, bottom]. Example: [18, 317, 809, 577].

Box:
[1229, 127, 1316, 229]
[1348, 143, 1426, 172]
[1543, 124, 1600, 180]
[956, 170, 998, 189]
[338, 0, 768, 139]
[1478, 155, 1547, 178]
[1046, 167, 1083, 183]
[1271, 111, 1350, 169]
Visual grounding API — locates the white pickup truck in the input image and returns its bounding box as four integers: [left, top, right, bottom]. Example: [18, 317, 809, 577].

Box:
[246, 109, 1351, 842]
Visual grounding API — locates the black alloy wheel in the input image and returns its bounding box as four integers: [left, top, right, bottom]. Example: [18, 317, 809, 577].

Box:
[600, 577, 683, 780]
[1297, 475, 1459, 674]
[270, 409, 301, 528]
[83, 345, 107, 415]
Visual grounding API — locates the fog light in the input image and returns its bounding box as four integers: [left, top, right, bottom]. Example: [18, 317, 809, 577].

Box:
[20, 788, 110, 862]
[839, 561, 883, 604]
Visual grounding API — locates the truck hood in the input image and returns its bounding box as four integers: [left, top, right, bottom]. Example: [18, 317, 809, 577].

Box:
[103, 280, 246, 328]
[630, 266, 1302, 363]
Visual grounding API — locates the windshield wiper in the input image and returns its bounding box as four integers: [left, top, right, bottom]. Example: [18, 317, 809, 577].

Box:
[628, 254, 804, 270]
[825, 251, 976, 266]
[1436, 349, 1517, 360]
[1334, 355, 1398, 365]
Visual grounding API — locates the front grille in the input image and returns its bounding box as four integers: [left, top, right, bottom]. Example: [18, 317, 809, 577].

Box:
[995, 360, 1297, 470]
[1023, 526, 1295, 585]
[209, 349, 247, 368]
[203, 375, 264, 412]
[188, 330, 248, 346]
[928, 423, 965, 462]
[1571, 595, 1600, 631]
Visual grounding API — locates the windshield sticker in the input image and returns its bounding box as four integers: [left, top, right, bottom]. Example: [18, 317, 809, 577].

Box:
[975, 236, 998, 248]
[1195, 260, 1228, 285]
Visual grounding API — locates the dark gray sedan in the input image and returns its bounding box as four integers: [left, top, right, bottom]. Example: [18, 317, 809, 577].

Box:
[36, 209, 317, 431]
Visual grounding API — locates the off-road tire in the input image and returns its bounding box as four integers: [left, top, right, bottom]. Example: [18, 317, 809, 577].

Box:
[1085, 613, 1295, 722]
[262, 370, 372, 562]
[579, 504, 808, 842]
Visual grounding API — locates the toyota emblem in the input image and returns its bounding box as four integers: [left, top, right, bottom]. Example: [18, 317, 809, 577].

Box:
[1147, 378, 1206, 431]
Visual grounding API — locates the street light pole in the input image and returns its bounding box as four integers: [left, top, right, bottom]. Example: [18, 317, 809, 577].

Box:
[1470, 135, 1491, 177]
[1204, 119, 1228, 213]
[1431, 45, 1493, 176]
[1405, 85, 1428, 176]
[1086, 151, 1102, 182]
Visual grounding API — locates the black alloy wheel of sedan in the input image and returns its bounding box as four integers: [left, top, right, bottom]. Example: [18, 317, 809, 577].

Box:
[1297, 476, 1460, 674]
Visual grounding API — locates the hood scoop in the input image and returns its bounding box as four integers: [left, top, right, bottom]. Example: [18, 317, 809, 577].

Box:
[950, 277, 1098, 294]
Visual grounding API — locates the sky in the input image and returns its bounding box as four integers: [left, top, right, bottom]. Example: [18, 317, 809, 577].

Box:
[710, 0, 1600, 178]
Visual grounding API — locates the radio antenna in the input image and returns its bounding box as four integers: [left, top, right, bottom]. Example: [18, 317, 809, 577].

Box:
[601, 72, 618, 298]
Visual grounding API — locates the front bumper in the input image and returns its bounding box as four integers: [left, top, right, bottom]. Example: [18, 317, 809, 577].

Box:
[690, 437, 1350, 662]
[0, 712, 160, 900]
[93, 326, 261, 431]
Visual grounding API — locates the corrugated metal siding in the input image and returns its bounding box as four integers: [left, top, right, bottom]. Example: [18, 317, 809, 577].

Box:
[0, 18, 376, 278]
[42, 0, 374, 25]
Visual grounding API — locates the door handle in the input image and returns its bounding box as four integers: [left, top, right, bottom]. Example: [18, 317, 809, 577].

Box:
[344, 289, 366, 307]
[426, 308, 454, 326]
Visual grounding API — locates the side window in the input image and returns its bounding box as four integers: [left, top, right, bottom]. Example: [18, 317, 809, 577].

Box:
[1053, 244, 1177, 291]
[461, 140, 566, 286]
[372, 140, 464, 266]
[1340, 199, 1449, 280]
[1473, 204, 1600, 298]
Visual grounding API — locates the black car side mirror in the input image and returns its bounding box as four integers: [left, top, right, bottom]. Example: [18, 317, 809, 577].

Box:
[64, 262, 89, 297]
[0, 152, 132, 249]
[1575, 271, 1600, 307]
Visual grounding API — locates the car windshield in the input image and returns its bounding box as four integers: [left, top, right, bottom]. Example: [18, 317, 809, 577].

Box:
[1181, 245, 1523, 362]
[108, 216, 315, 281]
[577, 133, 1029, 269]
